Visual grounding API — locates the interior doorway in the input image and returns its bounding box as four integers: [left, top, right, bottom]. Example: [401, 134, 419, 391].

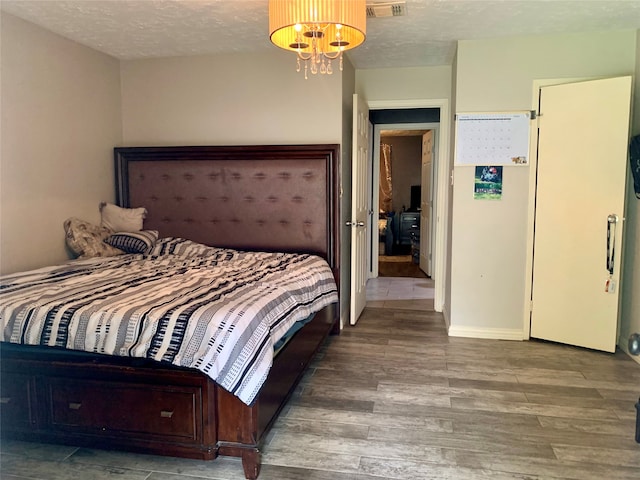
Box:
[370, 122, 439, 280]
[376, 129, 433, 279]
[364, 99, 451, 314]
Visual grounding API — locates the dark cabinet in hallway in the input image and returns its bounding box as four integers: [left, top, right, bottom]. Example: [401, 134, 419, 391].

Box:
[398, 212, 420, 246]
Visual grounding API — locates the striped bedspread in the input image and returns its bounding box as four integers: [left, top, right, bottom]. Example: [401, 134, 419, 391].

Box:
[0, 238, 338, 405]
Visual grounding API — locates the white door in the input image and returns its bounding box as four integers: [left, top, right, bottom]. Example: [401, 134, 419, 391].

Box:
[350, 94, 370, 325]
[530, 76, 632, 352]
[420, 131, 433, 276]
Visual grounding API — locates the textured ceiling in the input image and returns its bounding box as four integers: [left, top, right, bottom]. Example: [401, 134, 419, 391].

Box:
[2, 0, 640, 69]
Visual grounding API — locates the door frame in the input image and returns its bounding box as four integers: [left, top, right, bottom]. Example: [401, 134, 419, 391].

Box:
[522, 77, 593, 340]
[370, 122, 439, 276]
[421, 130, 435, 277]
[368, 99, 450, 312]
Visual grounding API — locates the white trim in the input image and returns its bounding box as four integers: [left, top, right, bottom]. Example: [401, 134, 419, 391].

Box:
[372, 122, 439, 275]
[433, 99, 450, 313]
[371, 137, 380, 279]
[442, 303, 451, 331]
[448, 325, 525, 341]
[367, 98, 450, 313]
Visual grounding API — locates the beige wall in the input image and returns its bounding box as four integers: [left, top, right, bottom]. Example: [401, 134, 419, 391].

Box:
[456, 31, 636, 111]
[356, 65, 451, 102]
[0, 13, 122, 274]
[450, 30, 638, 339]
[120, 51, 343, 146]
[620, 29, 640, 363]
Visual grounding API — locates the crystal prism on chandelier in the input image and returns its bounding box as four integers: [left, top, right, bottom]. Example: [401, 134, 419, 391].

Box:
[269, 0, 367, 79]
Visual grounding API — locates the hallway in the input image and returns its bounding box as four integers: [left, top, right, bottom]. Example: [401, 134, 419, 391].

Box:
[366, 275, 434, 311]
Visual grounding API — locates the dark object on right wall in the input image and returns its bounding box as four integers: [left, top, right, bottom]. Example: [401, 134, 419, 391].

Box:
[635, 397, 640, 443]
[629, 333, 640, 443]
[630, 332, 640, 356]
[630, 134, 640, 199]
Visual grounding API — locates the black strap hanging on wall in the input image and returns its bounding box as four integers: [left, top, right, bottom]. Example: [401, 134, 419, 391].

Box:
[630, 134, 640, 199]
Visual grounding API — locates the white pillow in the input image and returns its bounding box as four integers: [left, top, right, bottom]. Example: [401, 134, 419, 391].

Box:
[100, 202, 147, 232]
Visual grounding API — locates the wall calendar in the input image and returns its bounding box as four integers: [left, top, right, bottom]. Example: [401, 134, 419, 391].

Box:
[454, 112, 532, 166]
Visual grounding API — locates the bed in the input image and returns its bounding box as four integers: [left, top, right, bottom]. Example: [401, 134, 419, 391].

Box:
[0, 144, 340, 479]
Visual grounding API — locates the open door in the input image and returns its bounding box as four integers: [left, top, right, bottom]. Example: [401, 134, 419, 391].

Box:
[350, 94, 370, 325]
[530, 76, 632, 352]
[420, 131, 433, 276]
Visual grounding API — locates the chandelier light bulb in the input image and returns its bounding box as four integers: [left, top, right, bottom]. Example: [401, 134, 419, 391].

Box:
[268, 0, 366, 79]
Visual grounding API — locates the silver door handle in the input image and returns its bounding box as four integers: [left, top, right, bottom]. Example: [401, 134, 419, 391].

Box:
[606, 213, 618, 275]
[345, 221, 365, 227]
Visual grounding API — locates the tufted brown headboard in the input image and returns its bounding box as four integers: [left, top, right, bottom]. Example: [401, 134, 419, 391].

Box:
[114, 145, 340, 284]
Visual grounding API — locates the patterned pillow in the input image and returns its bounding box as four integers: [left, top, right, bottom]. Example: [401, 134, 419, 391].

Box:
[105, 230, 159, 254]
[64, 217, 124, 258]
[99, 202, 147, 232]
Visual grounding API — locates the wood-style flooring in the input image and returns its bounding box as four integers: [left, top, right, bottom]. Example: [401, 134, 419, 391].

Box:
[2, 290, 639, 479]
[378, 255, 427, 278]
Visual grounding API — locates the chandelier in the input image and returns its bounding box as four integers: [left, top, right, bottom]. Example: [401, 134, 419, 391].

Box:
[269, 0, 366, 79]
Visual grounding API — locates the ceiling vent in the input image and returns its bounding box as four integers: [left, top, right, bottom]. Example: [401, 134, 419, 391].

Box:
[366, 1, 407, 18]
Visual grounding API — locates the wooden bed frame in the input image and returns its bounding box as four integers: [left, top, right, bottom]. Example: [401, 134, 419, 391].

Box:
[0, 145, 340, 479]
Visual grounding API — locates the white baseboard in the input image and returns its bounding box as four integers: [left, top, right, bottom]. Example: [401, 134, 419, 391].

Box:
[448, 325, 525, 341]
[442, 305, 451, 332]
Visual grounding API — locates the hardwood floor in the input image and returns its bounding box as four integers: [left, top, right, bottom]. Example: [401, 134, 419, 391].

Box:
[2, 294, 639, 479]
[377, 255, 426, 278]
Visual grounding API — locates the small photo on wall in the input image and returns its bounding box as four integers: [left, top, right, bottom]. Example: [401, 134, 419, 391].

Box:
[474, 165, 503, 200]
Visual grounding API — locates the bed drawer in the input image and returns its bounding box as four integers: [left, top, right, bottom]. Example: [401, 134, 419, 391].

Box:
[46, 378, 201, 441]
[0, 373, 36, 430]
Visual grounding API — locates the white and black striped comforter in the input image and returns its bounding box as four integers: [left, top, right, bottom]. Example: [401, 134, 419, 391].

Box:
[0, 238, 338, 405]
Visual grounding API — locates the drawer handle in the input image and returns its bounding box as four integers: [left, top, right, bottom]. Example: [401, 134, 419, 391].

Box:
[0, 397, 11, 404]
[160, 410, 174, 418]
[68, 402, 82, 410]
